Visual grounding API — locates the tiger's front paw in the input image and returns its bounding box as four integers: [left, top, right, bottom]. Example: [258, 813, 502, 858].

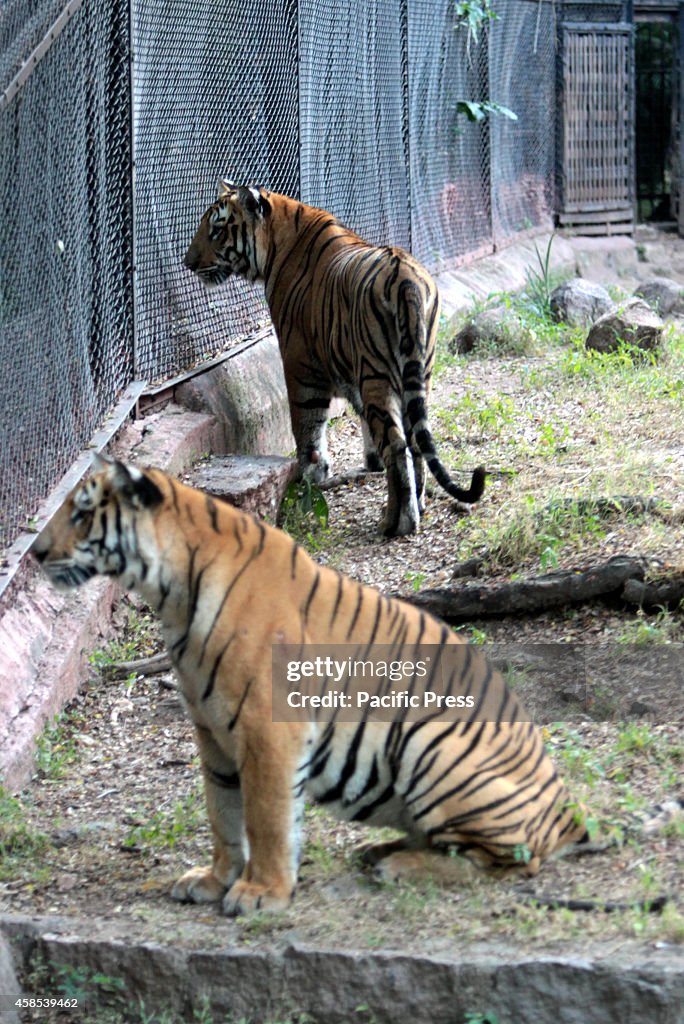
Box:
[222, 879, 293, 916]
[170, 865, 228, 905]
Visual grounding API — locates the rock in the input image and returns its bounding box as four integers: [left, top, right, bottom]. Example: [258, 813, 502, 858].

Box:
[189, 454, 297, 519]
[449, 304, 534, 355]
[586, 298, 664, 356]
[633, 277, 684, 317]
[550, 278, 615, 328]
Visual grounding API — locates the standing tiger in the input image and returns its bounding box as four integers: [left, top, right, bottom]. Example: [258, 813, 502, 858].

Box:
[34, 457, 587, 916]
[184, 182, 486, 537]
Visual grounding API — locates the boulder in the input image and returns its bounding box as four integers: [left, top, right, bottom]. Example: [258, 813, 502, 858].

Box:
[449, 304, 534, 355]
[633, 277, 684, 317]
[550, 278, 615, 328]
[586, 298, 664, 356]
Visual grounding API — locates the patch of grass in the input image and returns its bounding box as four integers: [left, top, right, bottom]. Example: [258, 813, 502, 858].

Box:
[123, 787, 205, 852]
[34, 711, 82, 780]
[477, 495, 607, 571]
[0, 787, 49, 881]
[438, 392, 516, 440]
[615, 722, 658, 755]
[279, 478, 331, 552]
[545, 726, 607, 789]
[617, 609, 683, 646]
[404, 570, 426, 592]
[236, 910, 292, 939]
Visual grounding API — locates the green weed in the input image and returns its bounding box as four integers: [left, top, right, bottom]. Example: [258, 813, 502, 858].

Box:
[617, 609, 683, 646]
[0, 787, 49, 880]
[123, 787, 205, 851]
[279, 478, 330, 551]
[34, 711, 81, 780]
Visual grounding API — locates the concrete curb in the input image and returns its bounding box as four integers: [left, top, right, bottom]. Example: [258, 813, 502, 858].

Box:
[1, 914, 682, 1024]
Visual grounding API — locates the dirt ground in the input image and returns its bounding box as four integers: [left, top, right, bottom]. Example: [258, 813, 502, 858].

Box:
[1, 228, 683, 995]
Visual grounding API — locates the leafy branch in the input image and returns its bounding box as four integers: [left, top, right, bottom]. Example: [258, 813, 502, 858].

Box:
[454, 0, 499, 45]
[456, 100, 518, 124]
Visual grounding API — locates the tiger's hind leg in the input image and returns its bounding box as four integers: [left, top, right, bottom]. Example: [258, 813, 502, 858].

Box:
[360, 418, 384, 473]
[404, 417, 426, 513]
[285, 363, 333, 484]
[364, 393, 420, 536]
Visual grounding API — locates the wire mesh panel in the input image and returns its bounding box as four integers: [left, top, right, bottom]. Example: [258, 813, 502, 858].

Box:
[0, 0, 68, 88]
[408, 0, 492, 269]
[489, 0, 558, 243]
[0, 0, 132, 554]
[298, 0, 410, 248]
[131, 0, 299, 383]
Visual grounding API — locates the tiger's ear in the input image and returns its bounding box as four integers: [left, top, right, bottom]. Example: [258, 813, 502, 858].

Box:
[238, 185, 270, 219]
[105, 460, 164, 509]
[218, 178, 237, 199]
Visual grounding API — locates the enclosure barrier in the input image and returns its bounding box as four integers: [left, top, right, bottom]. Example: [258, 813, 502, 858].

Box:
[1, 0, 562, 585]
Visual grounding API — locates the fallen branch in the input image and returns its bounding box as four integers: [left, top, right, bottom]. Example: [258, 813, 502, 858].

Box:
[318, 468, 382, 491]
[517, 891, 668, 914]
[622, 575, 684, 610]
[394, 555, 646, 621]
[106, 651, 173, 680]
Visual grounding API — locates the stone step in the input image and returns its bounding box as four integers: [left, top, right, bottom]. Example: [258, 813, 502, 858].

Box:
[188, 454, 297, 520]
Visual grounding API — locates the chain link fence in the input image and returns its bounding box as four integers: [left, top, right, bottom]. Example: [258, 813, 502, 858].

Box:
[1, 0, 561, 576]
[1, 0, 133, 571]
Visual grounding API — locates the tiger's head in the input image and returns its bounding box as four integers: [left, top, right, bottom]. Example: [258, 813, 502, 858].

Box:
[184, 180, 272, 287]
[33, 457, 164, 591]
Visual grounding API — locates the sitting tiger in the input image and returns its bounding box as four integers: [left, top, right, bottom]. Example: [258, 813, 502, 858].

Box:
[184, 181, 485, 537]
[34, 458, 586, 916]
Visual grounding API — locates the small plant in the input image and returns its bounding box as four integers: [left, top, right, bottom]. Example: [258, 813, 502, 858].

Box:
[279, 478, 330, 550]
[522, 234, 556, 319]
[512, 842, 532, 865]
[0, 787, 49, 880]
[34, 711, 81, 780]
[405, 570, 426, 592]
[615, 722, 656, 755]
[617, 609, 682, 646]
[462, 625, 488, 645]
[454, 0, 499, 44]
[54, 962, 126, 1003]
[123, 787, 205, 851]
[464, 1010, 500, 1023]
[456, 99, 517, 125]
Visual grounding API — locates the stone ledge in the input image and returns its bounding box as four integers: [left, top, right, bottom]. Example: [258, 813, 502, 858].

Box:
[188, 455, 298, 519]
[2, 914, 682, 1024]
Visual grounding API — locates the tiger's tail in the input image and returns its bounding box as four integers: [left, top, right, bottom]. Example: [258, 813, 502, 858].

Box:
[402, 359, 486, 504]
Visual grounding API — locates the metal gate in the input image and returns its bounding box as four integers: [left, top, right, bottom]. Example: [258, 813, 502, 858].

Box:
[559, 4, 635, 234]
